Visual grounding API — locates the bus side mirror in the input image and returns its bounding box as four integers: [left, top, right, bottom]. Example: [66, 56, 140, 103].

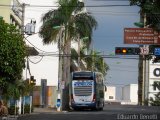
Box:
[105, 86, 107, 91]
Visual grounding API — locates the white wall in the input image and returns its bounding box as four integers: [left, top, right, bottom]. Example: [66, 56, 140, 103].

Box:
[122, 85, 130, 101]
[130, 84, 138, 103]
[122, 84, 138, 104]
[105, 86, 116, 101]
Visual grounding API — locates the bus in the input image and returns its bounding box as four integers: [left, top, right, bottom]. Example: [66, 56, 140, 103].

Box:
[69, 71, 106, 110]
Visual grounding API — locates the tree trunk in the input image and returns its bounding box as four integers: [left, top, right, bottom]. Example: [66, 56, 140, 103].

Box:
[61, 39, 71, 111]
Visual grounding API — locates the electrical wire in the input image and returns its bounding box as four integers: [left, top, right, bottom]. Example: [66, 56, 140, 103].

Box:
[25, 9, 140, 16]
[92, 0, 129, 2]
[109, 68, 138, 72]
[109, 64, 138, 68]
[24, 36, 59, 54]
[37, 53, 139, 59]
[1, 4, 160, 15]
[0, 4, 131, 8]
[106, 83, 129, 86]
[28, 56, 44, 64]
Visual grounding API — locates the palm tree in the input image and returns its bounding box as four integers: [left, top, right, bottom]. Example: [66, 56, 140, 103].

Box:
[39, 0, 97, 110]
[71, 48, 109, 76]
[83, 50, 109, 76]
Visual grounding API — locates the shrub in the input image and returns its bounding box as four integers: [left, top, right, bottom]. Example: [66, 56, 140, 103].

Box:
[8, 106, 19, 115]
[21, 104, 33, 114]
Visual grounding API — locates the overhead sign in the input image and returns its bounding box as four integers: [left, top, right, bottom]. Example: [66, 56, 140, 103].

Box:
[124, 28, 160, 44]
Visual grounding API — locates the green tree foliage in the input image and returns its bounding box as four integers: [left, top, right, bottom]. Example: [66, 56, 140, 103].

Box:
[71, 48, 109, 76]
[130, 0, 160, 31]
[0, 18, 26, 96]
[39, 0, 97, 45]
[150, 92, 160, 106]
[82, 50, 109, 76]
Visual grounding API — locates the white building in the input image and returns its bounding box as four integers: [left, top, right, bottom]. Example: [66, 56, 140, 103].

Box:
[121, 84, 138, 105]
[104, 86, 116, 102]
[20, 0, 59, 86]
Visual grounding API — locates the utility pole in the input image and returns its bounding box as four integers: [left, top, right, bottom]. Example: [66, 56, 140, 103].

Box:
[142, 13, 146, 105]
[142, 13, 149, 105]
[138, 12, 149, 106]
[57, 26, 63, 111]
[21, 3, 25, 36]
[137, 9, 147, 105]
[21, 2, 35, 114]
[21, 2, 26, 115]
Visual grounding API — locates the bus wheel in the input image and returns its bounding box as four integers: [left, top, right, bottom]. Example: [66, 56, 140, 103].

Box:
[99, 107, 103, 111]
[95, 103, 99, 111]
[74, 108, 80, 111]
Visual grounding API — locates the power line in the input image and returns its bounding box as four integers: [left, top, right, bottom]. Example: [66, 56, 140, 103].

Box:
[1, 4, 160, 14]
[0, 4, 131, 8]
[24, 37, 59, 54]
[28, 56, 44, 64]
[106, 83, 128, 86]
[92, 0, 129, 2]
[23, 7, 140, 14]
[88, 12, 139, 16]
[1, 4, 160, 15]
[109, 68, 138, 73]
[109, 64, 138, 68]
[38, 53, 139, 59]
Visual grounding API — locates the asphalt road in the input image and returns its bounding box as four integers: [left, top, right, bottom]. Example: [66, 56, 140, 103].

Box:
[17, 105, 160, 120]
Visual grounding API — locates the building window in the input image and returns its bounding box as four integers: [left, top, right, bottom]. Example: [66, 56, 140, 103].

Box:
[109, 96, 114, 99]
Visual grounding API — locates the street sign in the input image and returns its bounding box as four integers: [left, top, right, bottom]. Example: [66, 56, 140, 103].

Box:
[154, 48, 160, 56]
[56, 99, 61, 108]
[140, 46, 149, 55]
[124, 28, 160, 44]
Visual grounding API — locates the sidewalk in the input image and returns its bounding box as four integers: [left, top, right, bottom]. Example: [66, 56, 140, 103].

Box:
[33, 107, 57, 113]
[0, 115, 18, 120]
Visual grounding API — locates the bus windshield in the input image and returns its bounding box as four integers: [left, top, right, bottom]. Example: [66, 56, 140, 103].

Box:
[72, 72, 94, 80]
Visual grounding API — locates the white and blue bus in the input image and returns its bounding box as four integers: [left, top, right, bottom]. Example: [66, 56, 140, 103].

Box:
[69, 71, 106, 110]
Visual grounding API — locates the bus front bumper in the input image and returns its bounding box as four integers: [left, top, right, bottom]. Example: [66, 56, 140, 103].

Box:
[71, 102, 96, 109]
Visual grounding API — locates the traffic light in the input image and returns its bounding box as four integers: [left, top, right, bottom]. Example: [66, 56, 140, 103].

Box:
[30, 76, 36, 85]
[115, 47, 140, 55]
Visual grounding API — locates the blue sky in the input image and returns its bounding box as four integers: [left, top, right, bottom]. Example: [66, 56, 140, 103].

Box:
[85, 0, 140, 99]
